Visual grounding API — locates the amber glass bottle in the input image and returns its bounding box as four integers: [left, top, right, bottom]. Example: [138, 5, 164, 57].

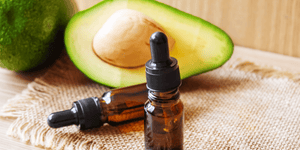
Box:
[100, 83, 147, 126]
[47, 83, 148, 130]
[144, 32, 184, 150]
[144, 89, 184, 149]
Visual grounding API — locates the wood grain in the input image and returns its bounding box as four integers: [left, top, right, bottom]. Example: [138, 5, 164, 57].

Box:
[157, 0, 300, 58]
[74, 0, 300, 58]
[0, 69, 46, 150]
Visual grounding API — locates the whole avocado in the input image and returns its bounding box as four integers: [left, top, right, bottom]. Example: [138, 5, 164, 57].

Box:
[0, 0, 77, 71]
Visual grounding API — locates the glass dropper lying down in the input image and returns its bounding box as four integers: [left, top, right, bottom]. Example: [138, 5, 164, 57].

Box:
[47, 83, 148, 130]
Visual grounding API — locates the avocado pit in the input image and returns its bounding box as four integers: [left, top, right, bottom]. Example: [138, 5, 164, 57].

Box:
[92, 9, 175, 68]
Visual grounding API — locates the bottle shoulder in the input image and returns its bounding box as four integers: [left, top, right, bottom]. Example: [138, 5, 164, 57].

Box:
[144, 99, 184, 117]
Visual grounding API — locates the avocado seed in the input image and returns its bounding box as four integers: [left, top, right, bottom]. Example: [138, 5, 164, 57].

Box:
[92, 9, 175, 68]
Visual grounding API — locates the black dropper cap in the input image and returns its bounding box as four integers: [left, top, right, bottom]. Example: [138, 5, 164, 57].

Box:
[145, 32, 181, 92]
[47, 97, 103, 130]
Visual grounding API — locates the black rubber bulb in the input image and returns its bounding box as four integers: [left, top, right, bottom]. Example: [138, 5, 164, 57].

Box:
[146, 32, 181, 92]
[47, 97, 102, 130]
[47, 107, 78, 128]
[150, 32, 172, 66]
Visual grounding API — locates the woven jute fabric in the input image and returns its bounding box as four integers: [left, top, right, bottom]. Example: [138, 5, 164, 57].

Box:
[1, 53, 300, 150]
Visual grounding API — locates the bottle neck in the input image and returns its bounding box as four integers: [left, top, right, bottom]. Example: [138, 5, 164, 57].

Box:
[148, 88, 180, 102]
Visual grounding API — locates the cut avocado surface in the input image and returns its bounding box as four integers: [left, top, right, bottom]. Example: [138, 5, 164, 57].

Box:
[65, 0, 234, 88]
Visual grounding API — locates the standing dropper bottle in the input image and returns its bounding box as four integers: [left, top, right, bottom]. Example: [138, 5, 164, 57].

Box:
[144, 32, 184, 149]
[47, 83, 148, 130]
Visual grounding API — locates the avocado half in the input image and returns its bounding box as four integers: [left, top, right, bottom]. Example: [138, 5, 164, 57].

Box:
[65, 0, 234, 88]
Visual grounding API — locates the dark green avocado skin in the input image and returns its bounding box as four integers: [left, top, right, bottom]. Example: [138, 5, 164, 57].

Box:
[0, 0, 75, 71]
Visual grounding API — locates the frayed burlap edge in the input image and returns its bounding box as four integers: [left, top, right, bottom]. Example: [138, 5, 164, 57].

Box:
[1, 55, 110, 150]
[231, 60, 300, 82]
[224, 58, 300, 83]
[0, 79, 57, 119]
[1, 56, 300, 150]
[0, 55, 70, 119]
[7, 118, 106, 150]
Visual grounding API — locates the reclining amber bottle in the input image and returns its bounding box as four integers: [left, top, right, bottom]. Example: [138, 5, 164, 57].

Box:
[47, 83, 148, 130]
[144, 32, 184, 150]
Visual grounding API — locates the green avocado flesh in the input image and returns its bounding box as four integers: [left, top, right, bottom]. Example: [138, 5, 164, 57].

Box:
[0, 0, 77, 71]
[65, 0, 234, 88]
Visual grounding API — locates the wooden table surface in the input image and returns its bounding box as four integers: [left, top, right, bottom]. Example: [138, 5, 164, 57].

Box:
[0, 46, 300, 149]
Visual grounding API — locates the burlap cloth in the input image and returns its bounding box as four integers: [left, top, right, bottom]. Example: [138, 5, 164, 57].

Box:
[1, 52, 300, 150]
